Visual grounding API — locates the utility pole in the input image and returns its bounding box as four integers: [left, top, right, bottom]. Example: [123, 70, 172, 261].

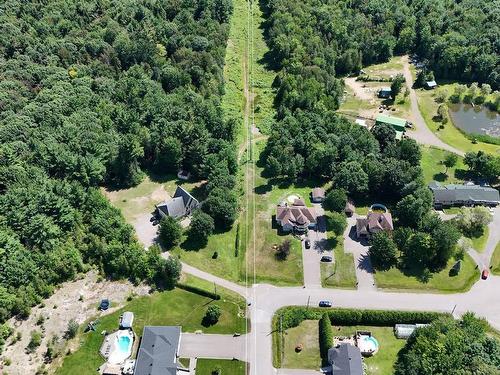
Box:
[214, 282, 217, 298]
[307, 295, 311, 309]
[451, 304, 457, 315]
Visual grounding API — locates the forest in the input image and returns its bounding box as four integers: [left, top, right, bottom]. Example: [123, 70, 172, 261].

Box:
[0, 0, 235, 329]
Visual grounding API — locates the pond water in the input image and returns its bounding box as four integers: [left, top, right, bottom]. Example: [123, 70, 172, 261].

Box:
[448, 103, 499, 138]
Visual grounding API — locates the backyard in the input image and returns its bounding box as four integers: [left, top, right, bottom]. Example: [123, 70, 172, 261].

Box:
[374, 254, 479, 293]
[55, 275, 247, 375]
[280, 320, 405, 375]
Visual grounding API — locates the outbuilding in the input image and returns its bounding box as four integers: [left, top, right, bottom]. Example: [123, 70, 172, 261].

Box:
[425, 80, 437, 89]
[378, 87, 392, 99]
[120, 312, 134, 329]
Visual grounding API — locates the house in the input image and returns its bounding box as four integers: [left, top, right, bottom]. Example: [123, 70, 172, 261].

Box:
[344, 201, 355, 217]
[119, 312, 134, 329]
[311, 187, 326, 203]
[374, 114, 407, 140]
[425, 80, 437, 89]
[378, 87, 392, 99]
[134, 326, 181, 375]
[156, 186, 200, 220]
[428, 181, 500, 208]
[356, 211, 393, 238]
[328, 343, 363, 375]
[276, 199, 317, 233]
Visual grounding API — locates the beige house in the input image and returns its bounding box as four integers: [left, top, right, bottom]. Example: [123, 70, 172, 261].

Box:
[276, 199, 317, 233]
[356, 212, 393, 238]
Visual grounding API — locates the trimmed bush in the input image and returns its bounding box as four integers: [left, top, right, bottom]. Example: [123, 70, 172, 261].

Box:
[175, 283, 221, 300]
[319, 313, 333, 365]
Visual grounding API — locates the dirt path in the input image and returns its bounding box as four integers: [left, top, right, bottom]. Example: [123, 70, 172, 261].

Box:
[344, 77, 376, 101]
[1, 272, 149, 375]
[401, 56, 464, 156]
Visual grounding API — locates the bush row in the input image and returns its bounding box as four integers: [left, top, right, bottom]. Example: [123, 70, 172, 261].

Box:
[175, 283, 221, 300]
[277, 307, 449, 331]
[319, 313, 333, 364]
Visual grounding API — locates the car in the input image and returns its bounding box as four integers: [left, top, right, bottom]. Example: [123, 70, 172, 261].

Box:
[305, 239, 311, 249]
[319, 300, 332, 308]
[481, 269, 489, 280]
[320, 255, 333, 262]
[99, 299, 110, 311]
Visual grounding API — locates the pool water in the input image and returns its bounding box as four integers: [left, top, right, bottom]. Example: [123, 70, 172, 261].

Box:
[360, 335, 379, 352]
[118, 335, 131, 353]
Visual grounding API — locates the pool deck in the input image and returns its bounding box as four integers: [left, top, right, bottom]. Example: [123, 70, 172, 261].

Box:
[99, 329, 135, 373]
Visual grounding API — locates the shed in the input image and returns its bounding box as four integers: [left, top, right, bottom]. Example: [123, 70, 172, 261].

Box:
[375, 114, 407, 132]
[344, 201, 355, 217]
[311, 188, 326, 203]
[378, 87, 392, 99]
[120, 312, 134, 329]
[426, 80, 437, 89]
[394, 324, 428, 339]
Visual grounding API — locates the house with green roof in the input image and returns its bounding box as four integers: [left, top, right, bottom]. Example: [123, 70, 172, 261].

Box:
[375, 114, 407, 140]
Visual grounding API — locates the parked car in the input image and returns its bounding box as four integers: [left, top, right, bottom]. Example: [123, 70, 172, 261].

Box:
[321, 255, 333, 262]
[481, 269, 489, 280]
[305, 239, 311, 249]
[99, 299, 110, 311]
[319, 300, 332, 308]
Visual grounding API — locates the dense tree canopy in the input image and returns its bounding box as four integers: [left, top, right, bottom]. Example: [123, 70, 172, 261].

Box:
[0, 0, 235, 324]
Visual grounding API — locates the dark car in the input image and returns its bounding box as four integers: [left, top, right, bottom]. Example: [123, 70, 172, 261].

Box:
[305, 239, 311, 249]
[320, 255, 333, 262]
[319, 300, 332, 308]
[99, 299, 110, 311]
[481, 269, 489, 280]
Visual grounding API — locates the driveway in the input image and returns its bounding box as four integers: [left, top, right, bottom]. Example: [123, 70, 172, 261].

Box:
[179, 333, 248, 361]
[343, 215, 376, 291]
[401, 56, 464, 156]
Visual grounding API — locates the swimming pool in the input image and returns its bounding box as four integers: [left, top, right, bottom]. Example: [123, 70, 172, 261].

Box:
[118, 335, 131, 352]
[358, 335, 379, 355]
[107, 330, 134, 364]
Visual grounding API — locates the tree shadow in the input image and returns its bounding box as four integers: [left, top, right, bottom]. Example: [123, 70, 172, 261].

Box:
[454, 168, 469, 180]
[357, 253, 374, 274]
[255, 182, 272, 195]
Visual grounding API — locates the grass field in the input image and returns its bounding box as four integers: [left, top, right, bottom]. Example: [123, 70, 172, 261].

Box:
[195, 359, 247, 375]
[280, 320, 404, 375]
[420, 146, 466, 184]
[374, 254, 479, 293]
[55, 276, 247, 375]
[467, 227, 489, 253]
[321, 238, 357, 289]
[416, 84, 500, 155]
[491, 242, 500, 275]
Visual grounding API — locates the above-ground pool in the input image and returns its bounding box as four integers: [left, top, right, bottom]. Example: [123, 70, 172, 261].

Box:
[107, 330, 134, 364]
[358, 335, 379, 356]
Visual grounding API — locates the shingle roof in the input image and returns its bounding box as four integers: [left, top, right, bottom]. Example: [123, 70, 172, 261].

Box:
[134, 326, 181, 375]
[156, 186, 200, 219]
[328, 343, 363, 375]
[312, 187, 325, 199]
[428, 182, 500, 205]
[276, 203, 317, 228]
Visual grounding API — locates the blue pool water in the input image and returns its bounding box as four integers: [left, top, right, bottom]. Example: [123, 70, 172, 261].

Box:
[118, 335, 131, 353]
[362, 336, 379, 351]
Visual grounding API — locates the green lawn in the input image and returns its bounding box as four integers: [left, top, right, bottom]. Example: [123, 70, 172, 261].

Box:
[282, 320, 321, 369]
[420, 146, 466, 184]
[467, 227, 489, 253]
[321, 238, 357, 289]
[334, 325, 406, 375]
[280, 320, 404, 375]
[374, 254, 479, 293]
[491, 242, 500, 275]
[55, 277, 247, 375]
[363, 56, 404, 77]
[195, 359, 247, 375]
[416, 85, 500, 155]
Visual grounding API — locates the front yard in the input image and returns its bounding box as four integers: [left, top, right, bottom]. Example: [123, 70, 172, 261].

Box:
[195, 359, 247, 375]
[321, 238, 357, 289]
[55, 275, 247, 375]
[374, 254, 479, 293]
[420, 146, 466, 184]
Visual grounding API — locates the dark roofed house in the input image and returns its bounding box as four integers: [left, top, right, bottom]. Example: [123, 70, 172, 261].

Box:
[133, 326, 181, 375]
[378, 87, 392, 99]
[356, 211, 393, 239]
[311, 188, 326, 203]
[328, 343, 363, 375]
[428, 181, 500, 208]
[276, 202, 317, 233]
[156, 186, 200, 220]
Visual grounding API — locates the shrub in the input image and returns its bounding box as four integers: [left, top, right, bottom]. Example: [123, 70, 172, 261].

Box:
[158, 216, 182, 249]
[319, 313, 333, 364]
[27, 331, 42, 353]
[275, 240, 291, 260]
[65, 319, 79, 339]
[203, 305, 221, 326]
[328, 212, 347, 236]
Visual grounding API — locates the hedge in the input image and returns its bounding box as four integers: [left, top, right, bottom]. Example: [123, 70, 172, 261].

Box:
[175, 283, 221, 300]
[319, 313, 333, 365]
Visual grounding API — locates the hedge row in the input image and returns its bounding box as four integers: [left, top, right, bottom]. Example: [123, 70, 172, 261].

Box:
[176, 283, 221, 300]
[319, 313, 333, 364]
[277, 307, 449, 331]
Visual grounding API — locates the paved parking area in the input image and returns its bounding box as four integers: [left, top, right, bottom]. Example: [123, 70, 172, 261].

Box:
[179, 333, 248, 361]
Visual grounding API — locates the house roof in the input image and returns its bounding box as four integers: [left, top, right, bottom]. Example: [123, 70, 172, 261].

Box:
[345, 201, 355, 213]
[120, 311, 134, 329]
[312, 187, 326, 199]
[380, 87, 391, 93]
[426, 80, 437, 87]
[156, 186, 199, 219]
[375, 114, 407, 128]
[276, 203, 317, 228]
[367, 212, 393, 231]
[134, 326, 181, 375]
[428, 182, 500, 204]
[328, 343, 363, 375]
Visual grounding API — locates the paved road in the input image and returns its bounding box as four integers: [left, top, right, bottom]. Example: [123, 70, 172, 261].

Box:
[179, 333, 248, 361]
[401, 56, 464, 156]
[277, 369, 323, 375]
[343, 215, 376, 290]
[479, 206, 500, 267]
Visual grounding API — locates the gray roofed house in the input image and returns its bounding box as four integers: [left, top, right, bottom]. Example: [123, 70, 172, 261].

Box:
[328, 343, 363, 375]
[133, 326, 181, 375]
[428, 181, 500, 208]
[156, 186, 200, 219]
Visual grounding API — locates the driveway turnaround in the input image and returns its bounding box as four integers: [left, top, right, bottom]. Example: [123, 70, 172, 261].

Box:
[179, 333, 248, 361]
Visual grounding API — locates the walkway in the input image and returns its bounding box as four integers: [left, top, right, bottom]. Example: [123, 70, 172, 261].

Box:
[401, 56, 464, 156]
[343, 215, 376, 291]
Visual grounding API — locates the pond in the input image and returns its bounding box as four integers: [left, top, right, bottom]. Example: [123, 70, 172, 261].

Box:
[448, 103, 499, 137]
